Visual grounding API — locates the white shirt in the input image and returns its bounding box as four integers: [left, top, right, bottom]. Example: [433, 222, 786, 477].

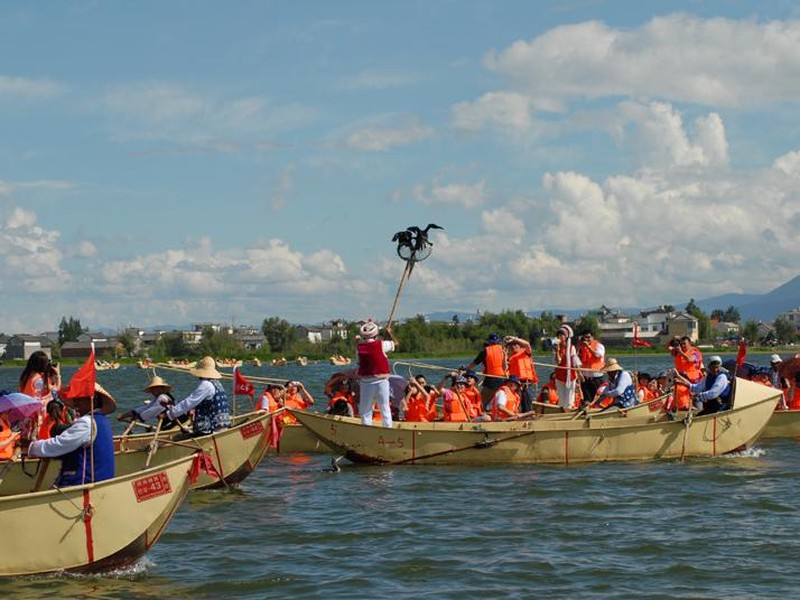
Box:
[167, 379, 216, 420]
[28, 414, 95, 458]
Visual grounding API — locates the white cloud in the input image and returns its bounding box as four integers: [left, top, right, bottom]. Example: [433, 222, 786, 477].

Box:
[0, 75, 64, 100]
[483, 15, 800, 108]
[344, 115, 433, 151]
[412, 180, 488, 208]
[452, 92, 535, 132]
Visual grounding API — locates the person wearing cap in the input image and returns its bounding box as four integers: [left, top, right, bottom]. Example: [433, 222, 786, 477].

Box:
[163, 356, 232, 436]
[491, 375, 522, 420]
[356, 319, 398, 427]
[674, 355, 731, 416]
[462, 370, 486, 419]
[505, 335, 539, 413]
[27, 383, 117, 487]
[553, 325, 582, 410]
[768, 355, 788, 407]
[595, 358, 637, 410]
[465, 332, 508, 410]
[435, 373, 472, 422]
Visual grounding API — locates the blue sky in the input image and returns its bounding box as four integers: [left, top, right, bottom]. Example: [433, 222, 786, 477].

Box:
[3, 1, 800, 333]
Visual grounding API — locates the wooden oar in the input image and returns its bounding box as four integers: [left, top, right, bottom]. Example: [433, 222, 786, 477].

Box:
[144, 415, 164, 468]
[386, 260, 413, 328]
[680, 406, 695, 462]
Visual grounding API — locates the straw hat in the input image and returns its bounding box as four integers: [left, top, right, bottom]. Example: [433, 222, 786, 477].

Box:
[190, 356, 222, 379]
[144, 375, 172, 393]
[602, 358, 623, 373]
[63, 382, 118, 414]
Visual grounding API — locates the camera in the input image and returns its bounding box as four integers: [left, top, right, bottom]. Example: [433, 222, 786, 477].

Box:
[669, 339, 680, 348]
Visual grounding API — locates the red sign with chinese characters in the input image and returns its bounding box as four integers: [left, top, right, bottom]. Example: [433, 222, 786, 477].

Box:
[240, 420, 265, 439]
[132, 471, 172, 502]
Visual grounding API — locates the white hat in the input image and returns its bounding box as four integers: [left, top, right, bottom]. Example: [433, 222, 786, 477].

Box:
[360, 320, 379, 339]
[770, 354, 782, 364]
[708, 355, 722, 365]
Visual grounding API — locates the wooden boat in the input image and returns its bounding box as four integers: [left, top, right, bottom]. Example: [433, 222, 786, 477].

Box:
[271, 421, 329, 454]
[138, 359, 156, 369]
[290, 377, 780, 465]
[296, 356, 309, 366]
[271, 357, 287, 367]
[95, 360, 120, 371]
[215, 358, 243, 368]
[0, 410, 278, 495]
[759, 408, 800, 439]
[0, 453, 199, 576]
[253, 357, 262, 367]
[329, 355, 352, 366]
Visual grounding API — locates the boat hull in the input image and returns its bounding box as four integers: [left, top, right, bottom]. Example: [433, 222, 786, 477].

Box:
[760, 408, 800, 439]
[0, 454, 196, 576]
[0, 411, 277, 495]
[291, 378, 779, 465]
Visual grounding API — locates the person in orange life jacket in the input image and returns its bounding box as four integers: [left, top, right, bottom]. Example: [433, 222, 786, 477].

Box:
[281, 380, 314, 424]
[326, 379, 356, 417]
[636, 373, 657, 404]
[436, 373, 472, 422]
[162, 357, 232, 436]
[491, 375, 522, 420]
[594, 358, 638, 410]
[0, 411, 21, 460]
[38, 399, 73, 439]
[504, 335, 539, 413]
[577, 332, 605, 408]
[18, 350, 61, 441]
[553, 325, 582, 410]
[257, 383, 285, 412]
[675, 355, 732, 416]
[401, 375, 435, 422]
[462, 370, 488, 420]
[356, 319, 397, 428]
[465, 332, 508, 411]
[27, 383, 116, 487]
[536, 373, 559, 407]
[668, 336, 703, 411]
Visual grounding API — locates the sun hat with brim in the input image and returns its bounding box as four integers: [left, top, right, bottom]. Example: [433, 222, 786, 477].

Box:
[63, 383, 118, 414]
[771, 354, 782, 364]
[190, 356, 222, 379]
[144, 375, 173, 393]
[602, 358, 623, 373]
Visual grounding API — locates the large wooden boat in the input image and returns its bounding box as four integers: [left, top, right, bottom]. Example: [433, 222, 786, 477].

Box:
[0, 411, 278, 495]
[329, 355, 352, 366]
[290, 377, 780, 465]
[0, 453, 199, 576]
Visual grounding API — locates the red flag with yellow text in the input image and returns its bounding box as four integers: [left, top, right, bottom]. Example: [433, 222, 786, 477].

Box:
[61, 348, 97, 400]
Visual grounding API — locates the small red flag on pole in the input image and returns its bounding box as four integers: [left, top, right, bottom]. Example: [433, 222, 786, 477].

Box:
[61, 346, 97, 400]
[233, 368, 255, 397]
[736, 339, 747, 369]
[632, 322, 654, 348]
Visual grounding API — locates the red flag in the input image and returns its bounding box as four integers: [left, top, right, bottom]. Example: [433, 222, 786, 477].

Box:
[736, 339, 747, 368]
[632, 322, 654, 348]
[233, 368, 255, 397]
[266, 413, 283, 449]
[61, 348, 97, 400]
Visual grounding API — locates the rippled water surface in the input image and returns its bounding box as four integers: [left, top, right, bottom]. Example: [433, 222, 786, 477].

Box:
[2, 355, 799, 598]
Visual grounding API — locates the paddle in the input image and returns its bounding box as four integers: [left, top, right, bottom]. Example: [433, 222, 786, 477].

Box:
[144, 415, 164, 468]
[680, 405, 695, 462]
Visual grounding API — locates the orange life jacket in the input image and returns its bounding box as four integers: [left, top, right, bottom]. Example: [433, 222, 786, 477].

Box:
[491, 385, 520, 420]
[484, 344, 507, 378]
[404, 393, 434, 422]
[258, 390, 281, 412]
[508, 349, 537, 383]
[0, 416, 15, 460]
[789, 387, 800, 411]
[327, 392, 357, 416]
[444, 390, 470, 422]
[673, 346, 703, 381]
[554, 343, 579, 383]
[282, 391, 310, 424]
[463, 386, 483, 417]
[577, 340, 605, 373]
[37, 404, 71, 440]
[637, 385, 656, 404]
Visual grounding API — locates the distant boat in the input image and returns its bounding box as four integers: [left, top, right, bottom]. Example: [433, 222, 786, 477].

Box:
[95, 360, 120, 371]
[271, 357, 287, 367]
[215, 358, 243, 369]
[296, 356, 309, 366]
[252, 358, 262, 367]
[329, 355, 352, 366]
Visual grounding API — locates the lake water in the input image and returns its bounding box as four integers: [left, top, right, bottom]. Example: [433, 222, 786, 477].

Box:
[2, 353, 798, 598]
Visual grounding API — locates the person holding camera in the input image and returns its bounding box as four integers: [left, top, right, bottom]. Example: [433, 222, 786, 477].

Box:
[18, 350, 62, 441]
[281, 380, 315, 424]
[668, 336, 703, 412]
[577, 332, 605, 406]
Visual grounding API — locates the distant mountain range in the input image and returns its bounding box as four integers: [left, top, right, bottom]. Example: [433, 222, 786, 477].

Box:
[428, 274, 800, 324]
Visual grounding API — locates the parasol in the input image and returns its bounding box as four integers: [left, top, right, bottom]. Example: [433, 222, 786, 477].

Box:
[0, 392, 42, 424]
